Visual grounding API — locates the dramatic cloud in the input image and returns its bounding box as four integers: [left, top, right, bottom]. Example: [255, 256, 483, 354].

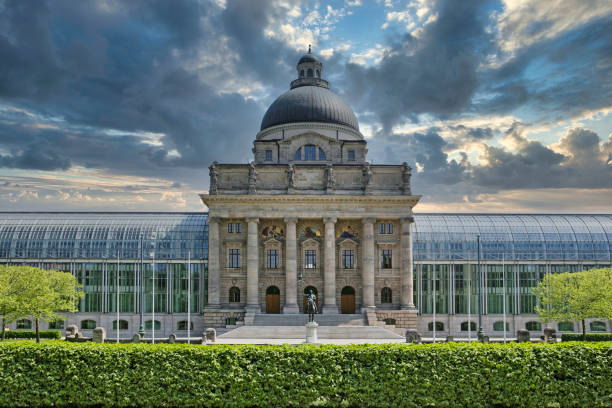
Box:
[0, 0, 611, 212]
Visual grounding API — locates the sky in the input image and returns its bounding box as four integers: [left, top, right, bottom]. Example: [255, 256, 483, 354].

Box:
[0, 0, 611, 213]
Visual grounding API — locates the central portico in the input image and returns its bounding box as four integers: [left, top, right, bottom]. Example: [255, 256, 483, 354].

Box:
[201, 50, 420, 329]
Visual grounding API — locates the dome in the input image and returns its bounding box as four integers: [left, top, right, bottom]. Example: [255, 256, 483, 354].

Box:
[298, 53, 320, 65]
[260, 86, 360, 132]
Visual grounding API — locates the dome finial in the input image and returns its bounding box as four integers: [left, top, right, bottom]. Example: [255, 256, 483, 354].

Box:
[308, 44, 311, 53]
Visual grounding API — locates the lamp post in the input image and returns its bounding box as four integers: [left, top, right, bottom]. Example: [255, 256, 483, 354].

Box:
[138, 235, 145, 337]
[477, 234, 483, 339]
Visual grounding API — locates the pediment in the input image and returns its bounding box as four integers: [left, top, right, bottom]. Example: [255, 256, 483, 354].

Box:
[301, 237, 320, 246]
[337, 237, 358, 246]
[263, 237, 282, 246]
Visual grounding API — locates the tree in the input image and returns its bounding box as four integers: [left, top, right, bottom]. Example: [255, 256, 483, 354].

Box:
[535, 268, 612, 340]
[0, 265, 83, 343]
[0, 265, 26, 340]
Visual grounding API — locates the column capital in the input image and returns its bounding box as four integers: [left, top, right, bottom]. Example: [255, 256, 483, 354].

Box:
[284, 217, 298, 224]
[401, 216, 415, 224]
[323, 217, 337, 224]
[362, 217, 376, 224]
[245, 217, 259, 224]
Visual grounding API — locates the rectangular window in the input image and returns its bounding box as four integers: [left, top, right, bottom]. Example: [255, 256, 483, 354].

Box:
[305, 145, 316, 160]
[227, 223, 233, 233]
[387, 223, 393, 234]
[228, 249, 240, 268]
[235, 223, 242, 233]
[265, 150, 272, 161]
[342, 249, 354, 269]
[381, 250, 392, 269]
[348, 150, 355, 161]
[304, 250, 316, 269]
[379, 223, 386, 234]
[267, 249, 279, 269]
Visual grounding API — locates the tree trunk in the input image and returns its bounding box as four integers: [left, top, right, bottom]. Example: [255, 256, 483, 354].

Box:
[35, 318, 40, 343]
[1, 317, 5, 341]
[582, 319, 586, 341]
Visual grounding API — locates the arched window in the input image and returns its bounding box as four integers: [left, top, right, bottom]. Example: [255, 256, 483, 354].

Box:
[16, 319, 32, 329]
[460, 321, 477, 331]
[428, 321, 444, 331]
[300, 69, 305, 78]
[229, 286, 240, 303]
[81, 319, 96, 330]
[304, 145, 316, 160]
[48, 321, 64, 330]
[381, 287, 392, 303]
[112, 320, 129, 330]
[145, 320, 161, 330]
[590, 321, 606, 332]
[318, 147, 326, 160]
[316, 69, 320, 78]
[177, 320, 194, 331]
[307, 68, 313, 77]
[294, 147, 302, 161]
[525, 321, 542, 331]
[493, 321, 509, 331]
[557, 322, 574, 331]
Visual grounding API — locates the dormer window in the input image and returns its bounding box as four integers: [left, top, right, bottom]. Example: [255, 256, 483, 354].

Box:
[294, 145, 327, 161]
[300, 69, 305, 78]
[307, 68, 313, 77]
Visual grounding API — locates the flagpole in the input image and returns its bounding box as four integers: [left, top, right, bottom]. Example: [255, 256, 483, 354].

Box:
[187, 251, 191, 345]
[468, 261, 472, 342]
[152, 252, 155, 344]
[503, 253, 507, 344]
[433, 267, 436, 343]
[117, 252, 120, 344]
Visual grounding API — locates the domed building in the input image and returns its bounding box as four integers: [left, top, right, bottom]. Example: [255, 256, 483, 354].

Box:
[1, 51, 610, 340]
[201, 50, 421, 328]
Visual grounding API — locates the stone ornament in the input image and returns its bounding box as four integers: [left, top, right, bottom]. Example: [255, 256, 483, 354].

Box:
[325, 163, 335, 191]
[248, 162, 257, 194]
[286, 163, 295, 189]
[405, 329, 422, 344]
[205, 328, 216, 343]
[92, 327, 106, 343]
[362, 162, 372, 193]
[209, 161, 219, 194]
[132, 333, 142, 343]
[401, 162, 412, 195]
[517, 329, 530, 342]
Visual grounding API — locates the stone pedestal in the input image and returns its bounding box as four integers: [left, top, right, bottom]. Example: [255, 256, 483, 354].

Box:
[305, 322, 318, 344]
[544, 328, 556, 343]
[205, 328, 216, 343]
[92, 327, 106, 343]
[132, 333, 142, 343]
[168, 333, 176, 344]
[65, 325, 79, 337]
[405, 329, 421, 344]
[517, 329, 530, 342]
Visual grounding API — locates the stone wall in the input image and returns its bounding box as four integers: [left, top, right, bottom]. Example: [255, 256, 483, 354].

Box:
[203, 310, 246, 327]
[375, 310, 418, 329]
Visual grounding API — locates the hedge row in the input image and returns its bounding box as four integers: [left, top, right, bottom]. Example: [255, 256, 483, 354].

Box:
[561, 332, 612, 342]
[2, 330, 61, 340]
[0, 342, 611, 407]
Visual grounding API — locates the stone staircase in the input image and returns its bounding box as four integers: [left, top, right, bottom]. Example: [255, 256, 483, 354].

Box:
[252, 313, 366, 326]
[218, 325, 403, 340]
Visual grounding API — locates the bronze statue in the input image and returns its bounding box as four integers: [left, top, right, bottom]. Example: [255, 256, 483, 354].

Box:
[306, 289, 317, 322]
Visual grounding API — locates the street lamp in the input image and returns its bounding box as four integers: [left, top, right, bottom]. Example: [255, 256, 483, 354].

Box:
[477, 234, 483, 340]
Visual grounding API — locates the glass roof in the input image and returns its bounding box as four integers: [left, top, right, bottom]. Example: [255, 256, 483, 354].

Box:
[413, 214, 612, 261]
[0, 213, 208, 260]
[1, 213, 610, 262]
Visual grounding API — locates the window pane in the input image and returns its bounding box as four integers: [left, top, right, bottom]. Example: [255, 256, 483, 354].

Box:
[318, 148, 326, 160]
[267, 249, 279, 269]
[305, 145, 316, 160]
[348, 150, 355, 161]
[305, 250, 316, 268]
[381, 250, 392, 268]
[294, 148, 301, 160]
[342, 250, 354, 269]
[265, 150, 272, 161]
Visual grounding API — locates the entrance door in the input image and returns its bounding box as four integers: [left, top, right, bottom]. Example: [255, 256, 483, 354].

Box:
[341, 286, 355, 314]
[266, 286, 280, 314]
[303, 286, 319, 313]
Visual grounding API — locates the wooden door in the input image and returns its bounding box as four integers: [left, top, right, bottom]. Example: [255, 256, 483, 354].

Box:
[341, 294, 355, 314]
[266, 294, 280, 314]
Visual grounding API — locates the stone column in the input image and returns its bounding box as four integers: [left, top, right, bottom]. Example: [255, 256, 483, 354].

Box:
[400, 216, 416, 310]
[362, 217, 376, 309]
[283, 217, 299, 313]
[323, 217, 338, 314]
[206, 217, 221, 308]
[246, 217, 260, 311]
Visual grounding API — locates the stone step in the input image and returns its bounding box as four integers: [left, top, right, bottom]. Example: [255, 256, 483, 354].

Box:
[252, 314, 366, 326]
[218, 325, 403, 340]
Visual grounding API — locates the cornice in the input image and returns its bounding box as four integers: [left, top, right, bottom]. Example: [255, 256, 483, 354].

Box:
[201, 193, 421, 207]
[256, 121, 364, 141]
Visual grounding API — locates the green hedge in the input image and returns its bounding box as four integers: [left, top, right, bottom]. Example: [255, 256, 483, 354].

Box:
[561, 332, 612, 342]
[0, 342, 611, 407]
[3, 330, 61, 340]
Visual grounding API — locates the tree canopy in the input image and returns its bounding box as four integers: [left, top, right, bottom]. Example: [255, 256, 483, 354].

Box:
[0, 265, 83, 342]
[535, 268, 612, 340]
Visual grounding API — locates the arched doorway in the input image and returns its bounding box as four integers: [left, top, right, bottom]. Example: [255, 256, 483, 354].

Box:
[302, 286, 319, 314]
[266, 286, 281, 314]
[341, 286, 355, 314]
